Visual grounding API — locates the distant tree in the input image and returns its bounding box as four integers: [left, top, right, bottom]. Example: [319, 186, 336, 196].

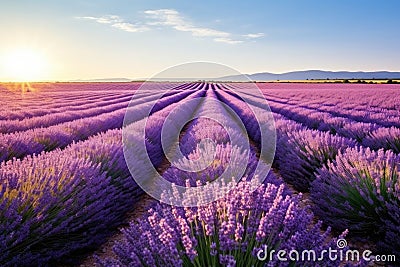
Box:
[343, 79, 350, 83]
[387, 79, 393, 84]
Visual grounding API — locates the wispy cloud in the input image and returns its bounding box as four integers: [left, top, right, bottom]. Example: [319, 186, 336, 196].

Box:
[77, 10, 263, 44]
[144, 9, 232, 39]
[214, 37, 243, 44]
[76, 15, 149, 33]
[243, 32, 265, 39]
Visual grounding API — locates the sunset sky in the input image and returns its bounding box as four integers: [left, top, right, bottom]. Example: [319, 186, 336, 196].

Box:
[0, 0, 399, 81]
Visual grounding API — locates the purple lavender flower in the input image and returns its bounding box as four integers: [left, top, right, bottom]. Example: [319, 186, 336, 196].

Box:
[363, 126, 400, 154]
[311, 146, 400, 251]
[103, 177, 346, 266]
[277, 128, 356, 191]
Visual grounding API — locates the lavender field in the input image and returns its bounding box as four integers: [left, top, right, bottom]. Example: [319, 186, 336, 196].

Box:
[1, 82, 399, 266]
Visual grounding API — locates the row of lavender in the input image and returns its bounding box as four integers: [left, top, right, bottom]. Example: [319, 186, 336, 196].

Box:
[267, 98, 400, 153]
[226, 84, 400, 154]
[0, 95, 133, 133]
[261, 91, 400, 127]
[1, 91, 128, 120]
[0, 82, 185, 121]
[228, 83, 400, 129]
[0, 83, 196, 133]
[0, 91, 134, 121]
[0, 83, 143, 120]
[101, 87, 347, 266]
[218, 84, 399, 260]
[0, 88, 199, 163]
[0, 84, 206, 266]
[256, 83, 400, 120]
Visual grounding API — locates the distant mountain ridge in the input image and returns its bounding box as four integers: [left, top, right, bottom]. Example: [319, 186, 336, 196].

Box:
[67, 70, 400, 82]
[220, 70, 400, 81]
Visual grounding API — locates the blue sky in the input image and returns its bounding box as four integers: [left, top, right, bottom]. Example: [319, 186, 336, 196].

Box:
[0, 0, 399, 80]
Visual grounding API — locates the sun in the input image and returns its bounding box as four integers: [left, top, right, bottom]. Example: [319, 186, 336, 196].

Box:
[2, 49, 49, 82]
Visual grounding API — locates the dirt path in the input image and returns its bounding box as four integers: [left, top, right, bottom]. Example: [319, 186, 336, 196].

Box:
[78, 115, 190, 266]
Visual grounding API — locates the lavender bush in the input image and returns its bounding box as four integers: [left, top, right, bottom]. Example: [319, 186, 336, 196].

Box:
[362, 126, 400, 154]
[311, 147, 399, 250]
[164, 142, 284, 192]
[100, 177, 346, 267]
[0, 128, 144, 266]
[276, 129, 356, 191]
[336, 122, 379, 143]
[273, 117, 305, 169]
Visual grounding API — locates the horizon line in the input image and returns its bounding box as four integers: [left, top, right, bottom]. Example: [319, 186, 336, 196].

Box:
[2, 69, 400, 83]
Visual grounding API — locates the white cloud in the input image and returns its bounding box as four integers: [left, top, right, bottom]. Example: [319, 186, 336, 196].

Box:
[111, 22, 146, 32]
[144, 9, 242, 43]
[243, 33, 265, 38]
[214, 37, 243, 44]
[76, 15, 149, 33]
[77, 11, 261, 44]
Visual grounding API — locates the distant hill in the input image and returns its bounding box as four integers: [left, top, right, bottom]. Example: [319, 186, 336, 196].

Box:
[66, 71, 400, 82]
[220, 70, 400, 81]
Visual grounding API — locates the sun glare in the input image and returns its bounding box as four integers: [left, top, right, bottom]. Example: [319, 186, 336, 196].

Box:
[2, 49, 49, 82]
